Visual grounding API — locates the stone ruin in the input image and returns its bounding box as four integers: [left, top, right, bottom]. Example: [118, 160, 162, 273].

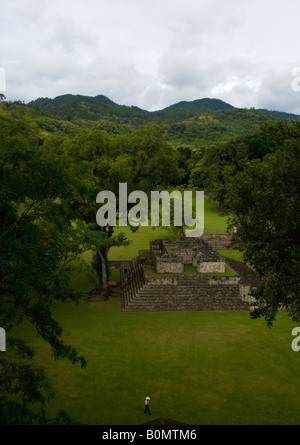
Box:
[153, 238, 226, 274]
[109, 235, 258, 312]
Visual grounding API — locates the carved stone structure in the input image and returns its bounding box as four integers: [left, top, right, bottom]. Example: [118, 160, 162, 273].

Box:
[115, 235, 257, 313]
[153, 238, 226, 274]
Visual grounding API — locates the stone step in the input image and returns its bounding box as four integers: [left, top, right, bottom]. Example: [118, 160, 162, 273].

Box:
[124, 304, 249, 312]
[127, 293, 247, 302]
[135, 289, 243, 299]
[122, 270, 250, 312]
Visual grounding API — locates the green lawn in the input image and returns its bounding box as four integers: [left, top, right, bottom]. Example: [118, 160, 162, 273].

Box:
[14, 301, 300, 425]
[109, 226, 175, 261]
[9, 197, 300, 425]
[202, 198, 229, 234]
[219, 250, 244, 262]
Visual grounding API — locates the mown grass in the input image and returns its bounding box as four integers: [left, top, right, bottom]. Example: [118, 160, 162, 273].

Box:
[202, 199, 229, 234]
[219, 250, 244, 262]
[13, 301, 300, 425]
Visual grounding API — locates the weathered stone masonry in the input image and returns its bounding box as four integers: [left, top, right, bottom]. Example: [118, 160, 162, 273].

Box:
[116, 236, 257, 313]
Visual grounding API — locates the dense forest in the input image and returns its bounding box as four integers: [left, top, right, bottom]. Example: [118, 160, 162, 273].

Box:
[0, 94, 299, 423]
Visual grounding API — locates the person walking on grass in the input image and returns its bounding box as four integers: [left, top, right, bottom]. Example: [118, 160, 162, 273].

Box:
[144, 396, 151, 415]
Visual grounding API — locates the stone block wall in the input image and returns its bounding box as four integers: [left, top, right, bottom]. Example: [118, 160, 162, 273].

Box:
[208, 276, 240, 285]
[155, 257, 184, 274]
[197, 261, 225, 273]
[202, 234, 233, 250]
[152, 238, 227, 274]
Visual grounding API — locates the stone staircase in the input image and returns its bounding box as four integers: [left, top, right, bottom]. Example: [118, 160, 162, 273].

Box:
[176, 274, 249, 311]
[123, 272, 249, 312]
[124, 284, 176, 312]
[121, 238, 252, 313]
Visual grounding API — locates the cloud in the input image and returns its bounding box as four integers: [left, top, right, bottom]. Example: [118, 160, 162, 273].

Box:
[254, 66, 300, 113]
[1, 0, 299, 113]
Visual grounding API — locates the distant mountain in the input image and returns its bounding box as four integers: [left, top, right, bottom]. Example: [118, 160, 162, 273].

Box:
[27, 93, 299, 146]
[162, 97, 234, 111]
[258, 108, 299, 120]
[93, 94, 118, 106]
[149, 98, 235, 122]
[28, 94, 149, 122]
[28, 93, 298, 121]
[28, 95, 235, 121]
[29, 93, 118, 108]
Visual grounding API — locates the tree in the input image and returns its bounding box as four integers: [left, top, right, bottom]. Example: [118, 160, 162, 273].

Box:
[45, 128, 132, 296]
[189, 121, 289, 203]
[223, 120, 300, 325]
[176, 146, 193, 185]
[53, 123, 183, 296]
[0, 117, 87, 423]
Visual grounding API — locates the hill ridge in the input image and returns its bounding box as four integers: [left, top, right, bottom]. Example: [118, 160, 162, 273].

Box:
[28, 93, 299, 120]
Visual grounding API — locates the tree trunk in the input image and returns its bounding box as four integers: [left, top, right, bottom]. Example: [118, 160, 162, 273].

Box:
[92, 226, 114, 299]
[93, 248, 110, 299]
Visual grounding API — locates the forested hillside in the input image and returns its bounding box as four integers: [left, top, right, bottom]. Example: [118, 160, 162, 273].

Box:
[27, 94, 299, 146]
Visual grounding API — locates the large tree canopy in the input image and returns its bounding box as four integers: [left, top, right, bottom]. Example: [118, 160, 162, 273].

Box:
[222, 120, 300, 325]
[189, 120, 295, 202]
[45, 123, 184, 296]
[0, 116, 87, 424]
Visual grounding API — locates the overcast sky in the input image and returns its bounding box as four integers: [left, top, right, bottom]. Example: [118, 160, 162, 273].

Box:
[1, 0, 300, 113]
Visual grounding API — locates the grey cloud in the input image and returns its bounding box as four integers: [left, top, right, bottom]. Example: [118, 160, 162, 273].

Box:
[254, 67, 300, 114]
[1, 0, 299, 113]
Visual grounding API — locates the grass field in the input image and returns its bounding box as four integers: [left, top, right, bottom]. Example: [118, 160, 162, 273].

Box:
[10, 198, 300, 425]
[15, 301, 300, 425]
